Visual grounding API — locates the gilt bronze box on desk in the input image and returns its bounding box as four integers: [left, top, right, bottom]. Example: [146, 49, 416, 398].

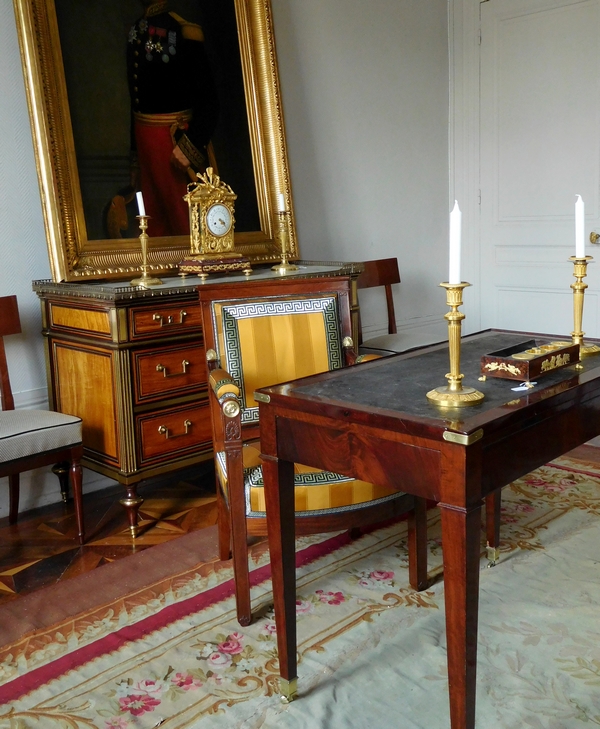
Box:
[480, 339, 580, 381]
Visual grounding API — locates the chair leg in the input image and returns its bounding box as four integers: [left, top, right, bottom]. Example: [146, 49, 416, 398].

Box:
[217, 481, 232, 561]
[52, 461, 70, 502]
[8, 473, 19, 524]
[407, 496, 428, 591]
[70, 455, 85, 545]
[227, 461, 253, 627]
[231, 508, 252, 626]
[485, 490, 501, 565]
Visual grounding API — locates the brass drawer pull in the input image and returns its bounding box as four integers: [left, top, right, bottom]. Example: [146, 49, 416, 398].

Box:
[158, 419, 192, 439]
[156, 359, 190, 378]
[152, 310, 187, 327]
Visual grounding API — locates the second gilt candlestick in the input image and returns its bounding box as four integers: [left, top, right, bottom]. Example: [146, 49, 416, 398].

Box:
[272, 210, 298, 274]
[569, 255, 600, 356]
[426, 282, 485, 407]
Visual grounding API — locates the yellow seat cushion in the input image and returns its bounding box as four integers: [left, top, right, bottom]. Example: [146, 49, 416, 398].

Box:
[215, 442, 406, 519]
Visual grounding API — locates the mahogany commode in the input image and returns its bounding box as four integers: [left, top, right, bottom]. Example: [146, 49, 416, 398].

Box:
[256, 329, 600, 728]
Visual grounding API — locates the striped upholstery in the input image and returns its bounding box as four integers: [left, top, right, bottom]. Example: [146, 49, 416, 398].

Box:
[215, 442, 404, 519]
[210, 295, 343, 425]
[0, 410, 82, 463]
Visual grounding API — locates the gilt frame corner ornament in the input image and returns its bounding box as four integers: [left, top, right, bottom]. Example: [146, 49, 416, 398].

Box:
[13, 0, 297, 282]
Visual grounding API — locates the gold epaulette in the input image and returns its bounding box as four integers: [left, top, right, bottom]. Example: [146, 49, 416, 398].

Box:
[169, 12, 204, 42]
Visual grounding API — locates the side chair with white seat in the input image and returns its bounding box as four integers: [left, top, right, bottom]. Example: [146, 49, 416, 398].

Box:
[0, 295, 85, 543]
[357, 258, 405, 354]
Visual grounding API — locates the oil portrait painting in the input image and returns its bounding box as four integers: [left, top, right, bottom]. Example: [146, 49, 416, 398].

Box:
[14, 0, 296, 281]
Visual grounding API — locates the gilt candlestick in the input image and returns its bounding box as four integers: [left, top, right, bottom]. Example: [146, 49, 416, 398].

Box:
[426, 282, 485, 407]
[272, 210, 298, 274]
[131, 215, 163, 287]
[569, 255, 600, 356]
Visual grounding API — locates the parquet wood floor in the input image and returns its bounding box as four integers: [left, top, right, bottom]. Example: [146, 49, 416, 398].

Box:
[0, 461, 218, 607]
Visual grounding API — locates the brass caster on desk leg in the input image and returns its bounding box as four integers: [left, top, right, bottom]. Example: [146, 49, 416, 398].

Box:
[279, 677, 298, 703]
[486, 544, 500, 567]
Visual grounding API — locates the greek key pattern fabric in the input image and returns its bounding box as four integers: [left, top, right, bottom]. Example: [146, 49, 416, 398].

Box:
[215, 445, 407, 519]
[213, 296, 342, 426]
[0, 410, 82, 463]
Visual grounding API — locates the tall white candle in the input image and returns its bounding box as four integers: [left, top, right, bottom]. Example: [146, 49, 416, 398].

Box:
[136, 191, 146, 217]
[575, 194, 585, 258]
[449, 200, 462, 284]
[278, 193, 286, 212]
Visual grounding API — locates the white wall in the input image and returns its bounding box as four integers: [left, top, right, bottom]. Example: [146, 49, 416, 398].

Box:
[0, 0, 450, 515]
[272, 0, 450, 349]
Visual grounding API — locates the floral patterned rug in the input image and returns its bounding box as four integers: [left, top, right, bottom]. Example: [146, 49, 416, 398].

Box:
[1, 454, 600, 728]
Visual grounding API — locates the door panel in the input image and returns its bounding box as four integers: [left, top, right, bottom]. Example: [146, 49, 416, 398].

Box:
[480, 0, 600, 335]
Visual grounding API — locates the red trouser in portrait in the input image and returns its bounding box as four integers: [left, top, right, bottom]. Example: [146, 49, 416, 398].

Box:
[134, 117, 191, 237]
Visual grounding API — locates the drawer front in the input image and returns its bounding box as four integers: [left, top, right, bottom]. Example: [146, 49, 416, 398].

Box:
[137, 402, 212, 465]
[133, 343, 206, 403]
[130, 301, 202, 340]
[49, 303, 112, 338]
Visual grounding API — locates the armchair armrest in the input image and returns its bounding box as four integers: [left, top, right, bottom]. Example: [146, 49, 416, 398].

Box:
[209, 369, 240, 399]
[209, 369, 241, 419]
[342, 337, 383, 366]
[355, 353, 382, 363]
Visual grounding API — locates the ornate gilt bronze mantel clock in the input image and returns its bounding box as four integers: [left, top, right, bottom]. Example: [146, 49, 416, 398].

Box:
[180, 168, 252, 278]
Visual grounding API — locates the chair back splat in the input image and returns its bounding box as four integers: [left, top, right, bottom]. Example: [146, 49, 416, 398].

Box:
[357, 257, 400, 338]
[0, 296, 21, 411]
[198, 276, 428, 626]
[0, 295, 85, 543]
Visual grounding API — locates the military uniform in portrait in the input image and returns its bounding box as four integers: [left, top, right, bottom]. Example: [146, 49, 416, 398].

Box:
[127, 1, 219, 237]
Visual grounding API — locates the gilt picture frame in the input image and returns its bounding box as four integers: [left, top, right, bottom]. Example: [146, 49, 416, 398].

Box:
[13, 0, 297, 282]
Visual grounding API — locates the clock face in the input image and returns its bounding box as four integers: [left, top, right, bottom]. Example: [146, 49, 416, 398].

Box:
[206, 203, 232, 237]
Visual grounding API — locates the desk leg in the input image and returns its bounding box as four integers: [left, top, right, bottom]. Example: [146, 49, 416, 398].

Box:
[440, 502, 482, 729]
[262, 455, 298, 701]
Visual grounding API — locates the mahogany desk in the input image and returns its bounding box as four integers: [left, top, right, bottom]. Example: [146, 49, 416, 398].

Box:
[256, 330, 600, 729]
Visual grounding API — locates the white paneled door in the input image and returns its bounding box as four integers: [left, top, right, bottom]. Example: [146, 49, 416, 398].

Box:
[480, 0, 600, 337]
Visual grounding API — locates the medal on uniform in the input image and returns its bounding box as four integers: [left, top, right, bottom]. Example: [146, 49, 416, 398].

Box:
[168, 31, 177, 55]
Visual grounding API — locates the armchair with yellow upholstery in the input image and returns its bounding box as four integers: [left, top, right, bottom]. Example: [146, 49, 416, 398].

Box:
[198, 276, 428, 626]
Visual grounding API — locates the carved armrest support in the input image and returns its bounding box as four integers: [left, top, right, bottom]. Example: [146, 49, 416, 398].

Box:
[342, 336, 358, 365]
